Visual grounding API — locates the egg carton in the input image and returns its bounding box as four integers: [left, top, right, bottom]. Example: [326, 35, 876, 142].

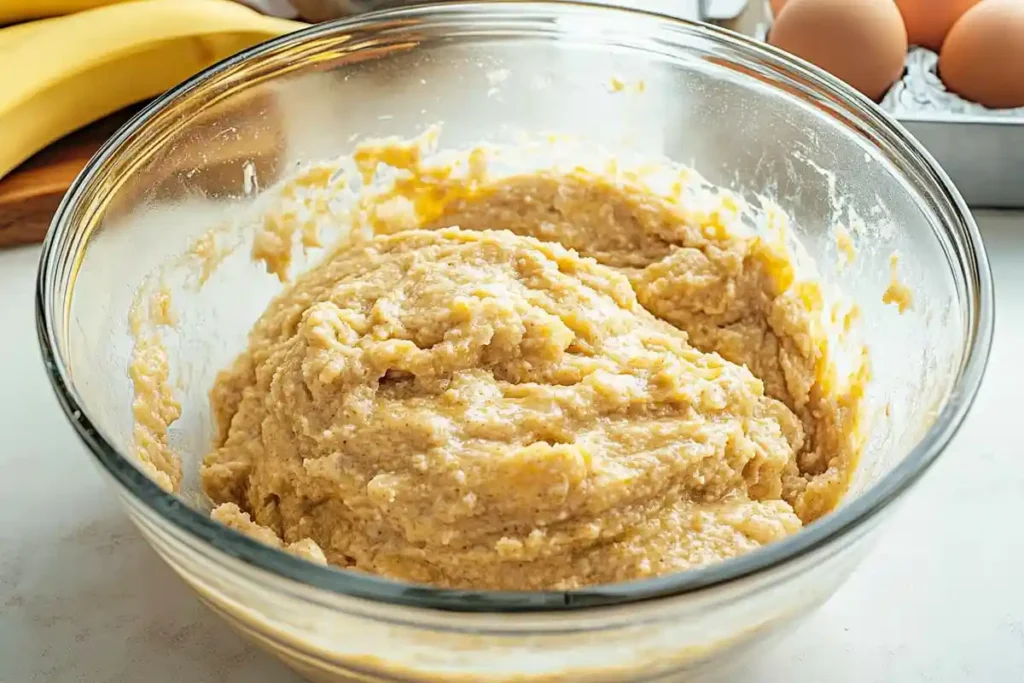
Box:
[754, 17, 1024, 208]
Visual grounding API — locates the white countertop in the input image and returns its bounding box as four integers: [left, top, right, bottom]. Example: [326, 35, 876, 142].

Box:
[2, 211, 1023, 682]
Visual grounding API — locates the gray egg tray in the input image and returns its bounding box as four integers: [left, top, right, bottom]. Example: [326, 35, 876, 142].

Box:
[754, 25, 1024, 208]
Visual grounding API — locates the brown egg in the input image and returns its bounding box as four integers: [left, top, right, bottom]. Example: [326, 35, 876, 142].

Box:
[769, 0, 908, 101]
[940, 0, 1024, 109]
[770, 0, 789, 17]
[895, 0, 981, 51]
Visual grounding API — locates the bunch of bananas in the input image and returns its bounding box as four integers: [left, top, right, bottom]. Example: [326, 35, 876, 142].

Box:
[0, 0, 305, 181]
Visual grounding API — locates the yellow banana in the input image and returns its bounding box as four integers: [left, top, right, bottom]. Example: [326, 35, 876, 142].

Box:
[0, 0, 305, 181]
[1, 0, 133, 24]
[0, 15, 62, 47]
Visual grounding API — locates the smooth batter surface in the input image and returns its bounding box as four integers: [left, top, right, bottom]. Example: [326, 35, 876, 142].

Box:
[194, 139, 866, 590]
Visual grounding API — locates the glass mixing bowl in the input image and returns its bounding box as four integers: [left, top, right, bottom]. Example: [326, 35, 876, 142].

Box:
[37, 2, 993, 681]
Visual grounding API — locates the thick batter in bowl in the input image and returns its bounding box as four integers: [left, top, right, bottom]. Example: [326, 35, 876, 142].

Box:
[38, 3, 991, 681]
[165, 129, 867, 592]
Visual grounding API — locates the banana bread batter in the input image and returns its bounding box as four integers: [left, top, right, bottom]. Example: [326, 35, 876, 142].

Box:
[190, 136, 867, 590]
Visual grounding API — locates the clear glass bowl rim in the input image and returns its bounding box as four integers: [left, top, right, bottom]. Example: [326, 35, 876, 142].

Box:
[36, 1, 994, 613]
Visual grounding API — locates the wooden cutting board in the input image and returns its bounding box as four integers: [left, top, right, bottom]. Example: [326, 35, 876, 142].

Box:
[0, 105, 144, 249]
